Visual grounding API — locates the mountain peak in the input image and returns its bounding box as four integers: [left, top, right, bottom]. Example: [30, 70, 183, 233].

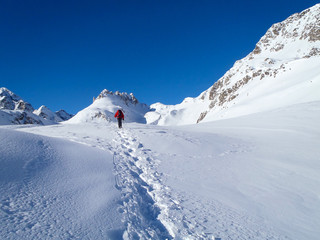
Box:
[146, 4, 320, 125]
[0, 87, 33, 112]
[251, 4, 320, 59]
[33, 105, 55, 120]
[0, 87, 73, 125]
[96, 89, 139, 105]
[0, 87, 13, 95]
[68, 89, 149, 124]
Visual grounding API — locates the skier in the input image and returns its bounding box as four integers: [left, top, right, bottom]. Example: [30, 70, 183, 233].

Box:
[114, 109, 124, 128]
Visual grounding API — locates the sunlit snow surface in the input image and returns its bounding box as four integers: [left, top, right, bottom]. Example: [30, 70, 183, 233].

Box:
[1, 101, 320, 239]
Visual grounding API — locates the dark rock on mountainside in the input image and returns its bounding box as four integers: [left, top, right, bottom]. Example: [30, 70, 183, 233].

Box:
[0, 87, 73, 125]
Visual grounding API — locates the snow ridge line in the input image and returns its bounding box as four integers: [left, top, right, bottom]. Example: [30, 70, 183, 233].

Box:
[112, 129, 173, 239]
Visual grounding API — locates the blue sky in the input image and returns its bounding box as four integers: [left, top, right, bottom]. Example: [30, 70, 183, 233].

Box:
[1, 0, 319, 114]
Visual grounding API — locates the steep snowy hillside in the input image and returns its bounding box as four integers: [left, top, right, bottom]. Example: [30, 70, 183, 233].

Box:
[68, 89, 150, 124]
[0, 87, 73, 125]
[146, 3, 320, 125]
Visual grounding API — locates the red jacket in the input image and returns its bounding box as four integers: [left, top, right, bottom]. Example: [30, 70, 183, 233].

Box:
[114, 110, 124, 120]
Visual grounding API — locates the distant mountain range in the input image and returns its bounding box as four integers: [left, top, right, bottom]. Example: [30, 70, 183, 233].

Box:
[1, 4, 319, 126]
[0, 87, 73, 125]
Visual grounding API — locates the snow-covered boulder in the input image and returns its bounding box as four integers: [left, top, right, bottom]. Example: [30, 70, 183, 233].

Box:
[68, 89, 150, 124]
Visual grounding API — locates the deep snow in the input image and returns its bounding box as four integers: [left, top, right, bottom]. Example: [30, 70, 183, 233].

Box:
[1, 101, 319, 239]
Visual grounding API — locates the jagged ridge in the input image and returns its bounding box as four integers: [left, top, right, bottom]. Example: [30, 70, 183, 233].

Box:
[0, 87, 73, 125]
[68, 89, 150, 124]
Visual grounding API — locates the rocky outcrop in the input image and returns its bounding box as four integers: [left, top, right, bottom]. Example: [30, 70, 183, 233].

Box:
[0, 87, 34, 112]
[146, 4, 320, 125]
[96, 89, 139, 105]
[0, 87, 73, 125]
[56, 110, 73, 121]
[68, 89, 150, 124]
[196, 3, 320, 123]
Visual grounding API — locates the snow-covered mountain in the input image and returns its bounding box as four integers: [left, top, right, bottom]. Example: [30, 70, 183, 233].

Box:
[0, 87, 72, 125]
[56, 109, 74, 121]
[146, 3, 320, 125]
[68, 89, 150, 124]
[0, 87, 34, 112]
[33, 105, 73, 122]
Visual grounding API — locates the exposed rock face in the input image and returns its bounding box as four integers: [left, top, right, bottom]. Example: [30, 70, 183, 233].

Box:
[0, 87, 41, 125]
[56, 110, 74, 121]
[0, 87, 34, 112]
[145, 4, 320, 125]
[0, 87, 73, 125]
[15, 100, 34, 112]
[96, 89, 139, 105]
[253, 5, 320, 53]
[13, 112, 43, 125]
[196, 4, 320, 123]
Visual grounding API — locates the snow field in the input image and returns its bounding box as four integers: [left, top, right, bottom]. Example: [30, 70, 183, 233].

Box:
[0, 128, 123, 239]
[1, 101, 319, 239]
[129, 126, 285, 240]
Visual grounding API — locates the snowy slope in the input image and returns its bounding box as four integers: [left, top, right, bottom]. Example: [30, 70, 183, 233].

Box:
[1, 4, 320, 240]
[68, 89, 150, 124]
[146, 4, 320, 125]
[0, 128, 123, 239]
[3, 100, 318, 240]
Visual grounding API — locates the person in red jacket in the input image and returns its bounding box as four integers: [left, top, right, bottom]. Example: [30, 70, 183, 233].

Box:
[114, 109, 124, 128]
